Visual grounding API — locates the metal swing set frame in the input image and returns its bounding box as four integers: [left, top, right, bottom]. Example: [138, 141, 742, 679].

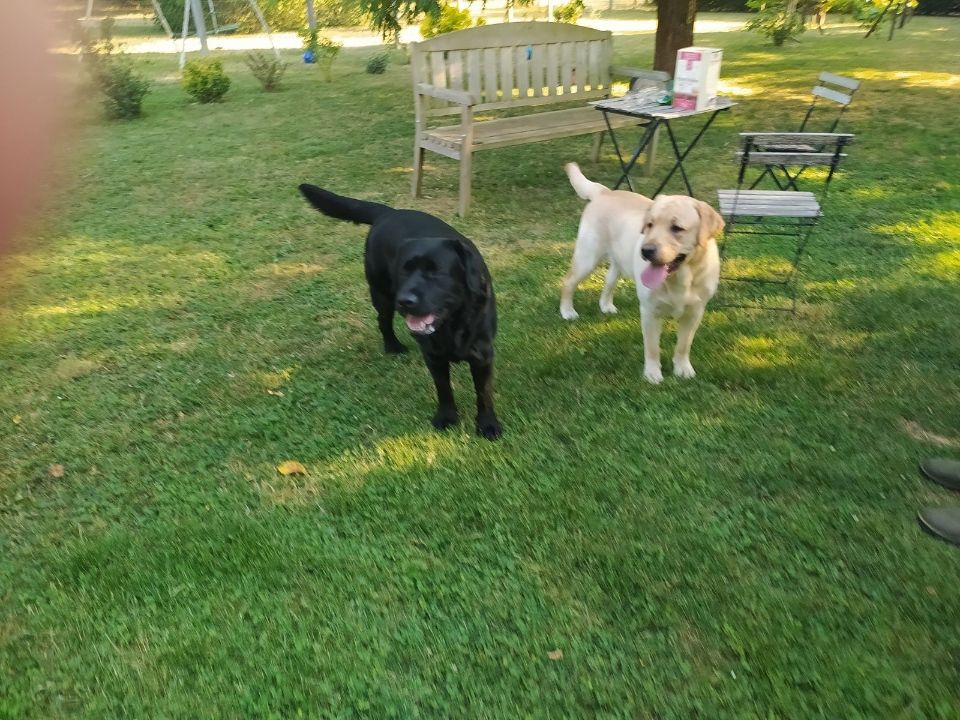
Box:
[82, 0, 279, 68]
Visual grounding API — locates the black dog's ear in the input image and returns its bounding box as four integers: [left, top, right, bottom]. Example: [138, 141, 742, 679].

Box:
[447, 239, 489, 308]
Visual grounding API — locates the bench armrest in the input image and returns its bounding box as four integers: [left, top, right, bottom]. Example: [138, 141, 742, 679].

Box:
[611, 66, 670, 88]
[416, 83, 476, 106]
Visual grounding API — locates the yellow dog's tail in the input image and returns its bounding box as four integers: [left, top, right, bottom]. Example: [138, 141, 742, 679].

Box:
[564, 162, 608, 202]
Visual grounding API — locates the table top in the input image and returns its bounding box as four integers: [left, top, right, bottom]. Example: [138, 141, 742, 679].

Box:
[592, 94, 736, 120]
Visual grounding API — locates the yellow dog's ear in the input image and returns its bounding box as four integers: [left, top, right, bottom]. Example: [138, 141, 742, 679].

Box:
[696, 200, 725, 246]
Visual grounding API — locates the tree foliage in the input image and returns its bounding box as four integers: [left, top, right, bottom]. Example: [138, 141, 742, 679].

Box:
[419, 3, 473, 37]
[359, 0, 441, 39]
[745, 0, 807, 44]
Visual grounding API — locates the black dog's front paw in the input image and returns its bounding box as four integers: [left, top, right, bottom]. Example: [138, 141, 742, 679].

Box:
[475, 415, 503, 441]
[384, 340, 408, 354]
[432, 407, 459, 431]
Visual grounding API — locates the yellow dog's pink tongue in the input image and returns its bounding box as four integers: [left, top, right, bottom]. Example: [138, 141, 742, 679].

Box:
[641, 263, 669, 289]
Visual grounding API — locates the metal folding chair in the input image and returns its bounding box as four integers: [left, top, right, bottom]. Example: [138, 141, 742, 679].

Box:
[716, 132, 854, 313]
[750, 72, 861, 191]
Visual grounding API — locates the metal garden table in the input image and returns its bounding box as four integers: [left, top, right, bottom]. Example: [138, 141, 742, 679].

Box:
[593, 94, 736, 196]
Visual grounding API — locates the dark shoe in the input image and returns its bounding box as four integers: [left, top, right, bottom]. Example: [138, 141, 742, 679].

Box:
[919, 457, 960, 492]
[918, 507, 960, 547]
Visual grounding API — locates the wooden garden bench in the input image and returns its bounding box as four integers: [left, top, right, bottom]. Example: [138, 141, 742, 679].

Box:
[410, 22, 668, 215]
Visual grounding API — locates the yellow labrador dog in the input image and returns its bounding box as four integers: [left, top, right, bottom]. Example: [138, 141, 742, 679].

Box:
[560, 162, 725, 384]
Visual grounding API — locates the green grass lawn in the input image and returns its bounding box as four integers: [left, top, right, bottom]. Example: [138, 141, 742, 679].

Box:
[2, 14, 960, 718]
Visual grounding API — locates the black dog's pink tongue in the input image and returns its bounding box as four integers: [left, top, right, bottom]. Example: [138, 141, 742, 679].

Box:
[405, 314, 435, 332]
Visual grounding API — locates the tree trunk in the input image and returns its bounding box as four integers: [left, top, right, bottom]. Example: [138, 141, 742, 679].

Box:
[306, 0, 317, 30]
[654, 0, 696, 74]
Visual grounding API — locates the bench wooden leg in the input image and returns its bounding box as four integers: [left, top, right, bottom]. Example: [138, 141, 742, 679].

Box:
[412, 143, 425, 198]
[458, 149, 472, 216]
[590, 131, 604, 162]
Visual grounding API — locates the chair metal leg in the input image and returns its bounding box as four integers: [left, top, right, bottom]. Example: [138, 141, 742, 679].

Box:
[715, 216, 817, 314]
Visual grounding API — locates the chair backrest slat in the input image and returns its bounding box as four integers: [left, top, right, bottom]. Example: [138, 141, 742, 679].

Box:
[812, 85, 853, 106]
[736, 132, 854, 189]
[819, 71, 861, 91]
[798, 71, 861, 133]
[738, 151, 847, 167]
[742, 132, 854, 145]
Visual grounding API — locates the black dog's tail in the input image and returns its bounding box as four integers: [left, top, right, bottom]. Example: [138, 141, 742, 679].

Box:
[298, 184, 393, 226]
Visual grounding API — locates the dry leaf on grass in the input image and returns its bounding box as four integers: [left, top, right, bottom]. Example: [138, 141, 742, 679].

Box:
[267, 389, 284, 397]
[547, 649, 563, 661]
[277, 461, 307, 476]
[48, 464, 65, 478]
[12, 415, 21, 425]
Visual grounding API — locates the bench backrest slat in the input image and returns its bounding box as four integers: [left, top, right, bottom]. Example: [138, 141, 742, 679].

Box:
[412, 22, 614, 115]
[467, 49, 482, 100]
[530, 42, 545, 96]
[449, 50, 464, 90]
[545, 43, 559, 96]
[429, 50, 446, 90]
[499, 47, 514, 100]
[483, 47, 498, 102]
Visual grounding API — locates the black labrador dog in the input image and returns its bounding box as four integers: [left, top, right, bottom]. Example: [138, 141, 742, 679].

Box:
[298, 185, 502, 440]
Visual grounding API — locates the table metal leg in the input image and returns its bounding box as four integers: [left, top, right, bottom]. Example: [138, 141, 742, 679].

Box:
[661, 121, 694, 196]
[652, 110, 722, 197]
[602, 111, 633, 192]
[609, 116, 661, 191]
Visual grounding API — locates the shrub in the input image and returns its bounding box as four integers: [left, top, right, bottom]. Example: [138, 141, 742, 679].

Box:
[94, 59, 152, 119]
[851, 0, 919, 27]
[182, 57, 231, 103]
[745, 0, 807, 44]
[419, 4, 473, 38]
[245, 0, 367, 31]
[697, 0, 750, 9]
[298, 26, 320, 57]
[915, 0, 960, 14]
[80, 25, 151, 120]
[390, 44, 411, 66]
[154, 0, 196, 33]
[99, 16, 116, 40]
[245, 51, 287, 91]
[366, 52, 390, 74]
[553, 0, 586, 23]
[300, 29, 343, 80]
